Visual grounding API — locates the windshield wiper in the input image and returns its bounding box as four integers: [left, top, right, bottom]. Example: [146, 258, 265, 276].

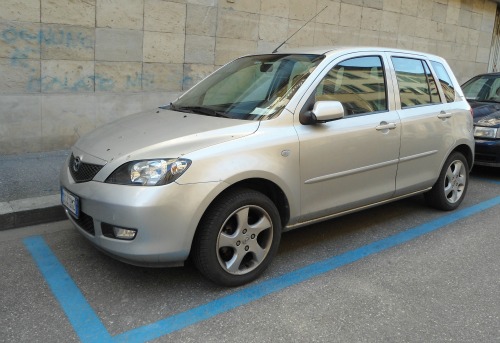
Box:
[167, 103, 192, 113]
[171, 105, 231, 118]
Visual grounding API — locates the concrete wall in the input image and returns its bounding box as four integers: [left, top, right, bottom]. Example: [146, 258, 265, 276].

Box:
[0, 0, 497, 154]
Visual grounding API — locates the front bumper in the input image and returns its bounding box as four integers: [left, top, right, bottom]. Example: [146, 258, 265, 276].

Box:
[474, 139, 500, 167]
[60, 163, 222, 267]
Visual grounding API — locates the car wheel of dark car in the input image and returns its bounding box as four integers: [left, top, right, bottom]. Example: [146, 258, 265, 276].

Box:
[192, 188, 281, 287]
[425, 152, 469, 211]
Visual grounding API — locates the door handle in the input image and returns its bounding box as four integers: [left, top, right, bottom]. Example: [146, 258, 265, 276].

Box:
[375, 122, 397, 131]
[438, 111, 452, 119]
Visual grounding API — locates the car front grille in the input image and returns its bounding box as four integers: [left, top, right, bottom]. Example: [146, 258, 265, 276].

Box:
[69, 154, 104, 183]
[72, 211, 95, 235]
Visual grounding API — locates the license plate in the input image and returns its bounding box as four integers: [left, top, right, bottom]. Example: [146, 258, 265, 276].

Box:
[61, 188, 80, 218]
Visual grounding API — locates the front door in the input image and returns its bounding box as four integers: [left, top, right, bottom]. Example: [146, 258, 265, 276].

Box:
[295, 54, 401, 222]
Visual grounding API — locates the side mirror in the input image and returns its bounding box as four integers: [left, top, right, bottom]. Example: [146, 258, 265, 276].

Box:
[300, 101, 345, 125]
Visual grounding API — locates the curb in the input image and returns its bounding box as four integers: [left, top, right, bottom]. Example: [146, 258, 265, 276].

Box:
[0, 195, 67, 231]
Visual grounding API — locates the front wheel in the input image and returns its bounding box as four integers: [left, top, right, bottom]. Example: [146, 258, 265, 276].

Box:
[192, 188, 281, 287]
[425, 152, 469, 211]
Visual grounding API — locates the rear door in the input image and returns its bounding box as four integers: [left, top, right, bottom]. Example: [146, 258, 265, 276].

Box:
[388, 54, 455, 195]
[294, 52, 401, 222]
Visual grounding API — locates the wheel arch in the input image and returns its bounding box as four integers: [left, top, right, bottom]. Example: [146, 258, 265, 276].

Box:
[189, 178, 291, 256]
[452, 143, 474, 171]
[203, 178, 291, 231]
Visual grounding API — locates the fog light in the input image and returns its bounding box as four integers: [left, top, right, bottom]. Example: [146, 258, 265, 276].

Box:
[101, 223, 138, 240]
[113, 227, 137, 240]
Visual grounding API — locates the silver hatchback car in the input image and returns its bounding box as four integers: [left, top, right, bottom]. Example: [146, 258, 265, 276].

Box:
[61, 47, 474, 286]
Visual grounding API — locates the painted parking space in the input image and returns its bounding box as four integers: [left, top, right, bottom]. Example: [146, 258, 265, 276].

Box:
[23, 177, 500, 343]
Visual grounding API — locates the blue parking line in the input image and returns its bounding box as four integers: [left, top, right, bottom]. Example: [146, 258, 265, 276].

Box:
[24, 195, 500, 343]
[23, 236, 112, 343]
[479, 178, 500, 185]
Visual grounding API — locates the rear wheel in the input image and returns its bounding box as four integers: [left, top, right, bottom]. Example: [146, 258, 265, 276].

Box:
[192, 188, 281, 287]
[425, 152, 469, 211]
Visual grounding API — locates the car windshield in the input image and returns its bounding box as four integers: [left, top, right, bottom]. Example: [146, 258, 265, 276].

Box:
[462, 74, 500, 103]
[170, 54, 324, 120]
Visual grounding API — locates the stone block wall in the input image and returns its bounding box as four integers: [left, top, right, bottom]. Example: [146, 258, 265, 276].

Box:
[0, 0, 497, 154]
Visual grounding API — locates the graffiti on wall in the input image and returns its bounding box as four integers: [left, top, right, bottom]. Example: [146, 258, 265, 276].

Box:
[2, 26, 94, 48]
[1, 25, 168, 93]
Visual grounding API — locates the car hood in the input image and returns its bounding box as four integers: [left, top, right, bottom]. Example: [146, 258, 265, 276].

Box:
[73, 108, 260, 163]
[469, 101, 500, 127]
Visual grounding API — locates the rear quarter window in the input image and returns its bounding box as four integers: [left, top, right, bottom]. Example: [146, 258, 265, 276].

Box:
[430, 61, 457, 103]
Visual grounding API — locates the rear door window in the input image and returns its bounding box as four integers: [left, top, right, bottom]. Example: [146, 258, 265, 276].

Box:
[392, 57, 441, 108]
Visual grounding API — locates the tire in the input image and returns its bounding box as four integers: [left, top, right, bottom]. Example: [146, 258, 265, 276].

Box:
[424, 152, 469, 211]
[192, 188, 282, 287]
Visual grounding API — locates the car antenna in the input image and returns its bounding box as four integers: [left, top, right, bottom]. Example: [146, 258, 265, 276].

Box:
[272, 6, 328, 54]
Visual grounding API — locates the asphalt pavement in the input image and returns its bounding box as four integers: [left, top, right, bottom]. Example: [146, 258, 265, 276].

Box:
[0, 150, 70, 230]
[1, 170, 499, 342]
[0, 151, 498, 341]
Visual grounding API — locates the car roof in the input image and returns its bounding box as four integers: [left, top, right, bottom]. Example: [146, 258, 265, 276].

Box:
[273, 46, 440, 59]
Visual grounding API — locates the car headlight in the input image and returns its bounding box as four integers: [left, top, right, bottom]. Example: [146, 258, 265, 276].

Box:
[105, 158, 191, 186]
[474, 126, 499, 139]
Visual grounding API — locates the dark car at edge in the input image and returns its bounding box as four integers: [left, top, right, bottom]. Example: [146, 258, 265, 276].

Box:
[462, 72, 500, 167]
